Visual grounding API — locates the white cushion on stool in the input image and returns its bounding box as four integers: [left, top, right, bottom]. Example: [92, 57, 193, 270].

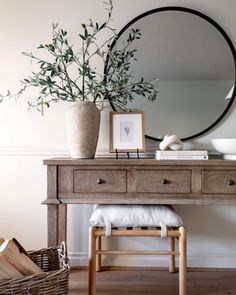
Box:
[90, 205, 183, 237]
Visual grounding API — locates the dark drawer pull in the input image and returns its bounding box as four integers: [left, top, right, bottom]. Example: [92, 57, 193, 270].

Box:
[161, 178, 168, 184]
[97, 179, 104, 184]
[227, 179, 234, 186]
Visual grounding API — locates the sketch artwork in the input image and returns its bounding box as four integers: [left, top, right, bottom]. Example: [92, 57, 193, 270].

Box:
[120, 121, 133, 142]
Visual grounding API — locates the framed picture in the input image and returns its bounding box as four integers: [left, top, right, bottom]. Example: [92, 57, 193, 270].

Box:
[110, 111, 145, 153]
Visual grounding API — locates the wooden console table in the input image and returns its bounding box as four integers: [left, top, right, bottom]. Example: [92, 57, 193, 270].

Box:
[42, 158, 236, 246]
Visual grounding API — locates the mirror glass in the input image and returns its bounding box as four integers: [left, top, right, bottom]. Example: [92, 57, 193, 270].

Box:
[109, 8, 236, 140]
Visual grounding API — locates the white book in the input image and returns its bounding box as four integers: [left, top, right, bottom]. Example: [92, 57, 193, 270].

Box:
[155, 155, 208, 160]
[155, 150, 208, 156]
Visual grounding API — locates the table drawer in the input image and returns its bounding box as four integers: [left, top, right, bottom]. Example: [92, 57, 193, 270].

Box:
[73, 169, 127, 193]
[202, 170, 236, 194]
[136, 170, 191, 193]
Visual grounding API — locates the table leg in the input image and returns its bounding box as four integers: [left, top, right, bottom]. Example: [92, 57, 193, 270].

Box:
[58, 204, 68, 244]
[47, 204, 59, 247]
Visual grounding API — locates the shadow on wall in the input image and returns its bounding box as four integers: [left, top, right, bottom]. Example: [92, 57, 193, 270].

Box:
[68, 204, 94, 252]
[175, 205, 236, 243]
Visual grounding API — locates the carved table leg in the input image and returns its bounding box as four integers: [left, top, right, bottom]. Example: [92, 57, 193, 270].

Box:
[58, 204, 68, 244]
[47, 204, 59, 247]
[44, 165, 60, 247]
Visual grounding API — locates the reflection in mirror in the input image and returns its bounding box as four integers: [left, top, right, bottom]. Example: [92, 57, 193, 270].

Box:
[110, 8, 236, 140]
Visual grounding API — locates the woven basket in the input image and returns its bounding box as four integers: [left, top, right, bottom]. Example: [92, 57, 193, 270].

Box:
[0, 242, 70, 295]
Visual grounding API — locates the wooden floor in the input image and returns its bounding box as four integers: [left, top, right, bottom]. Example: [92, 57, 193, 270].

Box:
[69, 268, 236, 295]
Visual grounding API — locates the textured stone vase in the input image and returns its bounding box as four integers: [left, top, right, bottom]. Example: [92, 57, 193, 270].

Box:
[66, 101, 100, 158]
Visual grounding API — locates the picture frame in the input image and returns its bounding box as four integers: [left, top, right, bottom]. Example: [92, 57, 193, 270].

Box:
[110, 111, 145, 153]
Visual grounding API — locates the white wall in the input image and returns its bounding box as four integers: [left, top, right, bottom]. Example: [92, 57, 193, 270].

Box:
[0, 0, 236, 268]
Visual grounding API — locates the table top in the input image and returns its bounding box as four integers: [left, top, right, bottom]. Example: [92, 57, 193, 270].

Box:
[43, 157, 236, 166]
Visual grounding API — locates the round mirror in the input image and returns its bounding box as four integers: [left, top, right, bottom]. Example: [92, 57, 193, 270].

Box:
[107, 7, 236, 141]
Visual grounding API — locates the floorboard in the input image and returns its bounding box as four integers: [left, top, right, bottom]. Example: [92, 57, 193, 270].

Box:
[69, 268, 236, 295]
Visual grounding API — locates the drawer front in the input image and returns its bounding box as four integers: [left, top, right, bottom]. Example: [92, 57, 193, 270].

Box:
[73, 169, 127, 193]
[202, 170, 236, 194]
[136, 170, 191, 193]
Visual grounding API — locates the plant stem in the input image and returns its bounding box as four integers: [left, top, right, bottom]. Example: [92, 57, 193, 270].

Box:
[82, 40, 85, 101]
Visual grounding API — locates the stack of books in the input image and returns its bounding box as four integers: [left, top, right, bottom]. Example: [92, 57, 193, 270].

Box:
[155, 150, 208, 160]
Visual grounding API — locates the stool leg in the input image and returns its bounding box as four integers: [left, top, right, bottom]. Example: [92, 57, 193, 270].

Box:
[168, 236, 176, 273]
[96, 236, 102, 272]
[179, 226, 187, 295]
[89, 227, 96, 295]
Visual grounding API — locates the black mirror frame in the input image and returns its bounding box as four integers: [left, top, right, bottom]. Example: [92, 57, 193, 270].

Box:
[105, 6, 236, 141]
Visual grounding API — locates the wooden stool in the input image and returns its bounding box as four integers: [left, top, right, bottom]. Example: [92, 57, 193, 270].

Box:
[88, 226, 187, 295]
